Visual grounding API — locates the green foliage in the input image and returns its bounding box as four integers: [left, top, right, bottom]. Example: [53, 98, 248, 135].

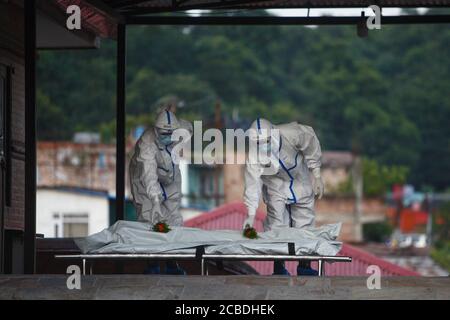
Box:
[153, 221, 171, 233]
[362, 221, 394, 243]
[434, 202, 450, 246]
[243, 226, 258, 239]
[336, 157, 409, 197]
[36, 19, 450, 190]
[362, 158, 409, 197]
[37, 89, 69, 140]
[100, 113, 155, 143]
[431, 242, 450, 272]
[431, 202, 450, 272]
[127, 70, 216, 116]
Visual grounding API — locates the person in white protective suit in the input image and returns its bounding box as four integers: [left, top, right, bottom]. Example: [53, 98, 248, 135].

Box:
[242, 118, 324, 276]
[129, 109, 192, 275]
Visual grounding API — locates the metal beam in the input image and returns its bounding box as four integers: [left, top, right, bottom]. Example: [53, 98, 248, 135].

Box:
[122, 0, 273, 15]
[115, 23, 126, 222]
[126, 14, 450, 25]
[121, 2, 450, 16]
[24, 0, 37, 274]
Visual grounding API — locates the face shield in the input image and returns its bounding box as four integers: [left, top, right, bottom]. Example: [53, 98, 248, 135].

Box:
[156, 128, 174, 146]
[248, 128, 280, 174]
[154, 110, 180, 146]
[257, 136, 272, 154]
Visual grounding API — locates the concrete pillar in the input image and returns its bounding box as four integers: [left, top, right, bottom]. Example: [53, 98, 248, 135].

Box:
[352, 156, 363, 242]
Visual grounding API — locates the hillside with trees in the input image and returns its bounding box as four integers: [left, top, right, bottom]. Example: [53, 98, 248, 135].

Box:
[36, 10, 450, 191]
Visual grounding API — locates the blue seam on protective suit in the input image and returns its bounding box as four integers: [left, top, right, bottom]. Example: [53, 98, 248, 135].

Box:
[279, 159, 297, 203]
[287, 204, 293, 227]
[165, 145, 175, 181]
[287, 153, 299, 171]
[278, 137, 298, 204]
[257, 118, 261, 134]
[166, 110, 171, 125]
[159, 182, 168, 201]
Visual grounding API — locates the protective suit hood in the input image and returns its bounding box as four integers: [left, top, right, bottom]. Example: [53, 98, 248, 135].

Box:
[155, 110, 180, 131]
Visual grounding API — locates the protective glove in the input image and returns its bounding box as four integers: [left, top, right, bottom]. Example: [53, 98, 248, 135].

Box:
[152, 196, 163, 221]
[242, 209, 256, 229]
[312, 168, 324, 200]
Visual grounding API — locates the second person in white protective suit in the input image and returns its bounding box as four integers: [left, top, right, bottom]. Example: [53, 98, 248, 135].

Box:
[242, 118, 324, 276]
[129, 109, 192, 275]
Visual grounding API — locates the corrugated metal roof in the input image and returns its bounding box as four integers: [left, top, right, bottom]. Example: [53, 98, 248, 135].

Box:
[185, 202, 420, 276]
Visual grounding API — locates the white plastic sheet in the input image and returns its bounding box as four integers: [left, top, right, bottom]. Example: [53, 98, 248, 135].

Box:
[75, 220, 342, 256]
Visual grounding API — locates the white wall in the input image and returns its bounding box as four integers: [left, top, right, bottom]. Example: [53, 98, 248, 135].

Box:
[36, 189, 109, 238]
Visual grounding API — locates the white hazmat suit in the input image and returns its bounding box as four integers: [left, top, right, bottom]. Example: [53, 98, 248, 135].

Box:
[129, 110, 192, 226]
[243, 118, 324, 232]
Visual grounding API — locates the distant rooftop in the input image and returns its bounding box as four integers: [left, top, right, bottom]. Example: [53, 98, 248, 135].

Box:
[322, 151, 354, 168]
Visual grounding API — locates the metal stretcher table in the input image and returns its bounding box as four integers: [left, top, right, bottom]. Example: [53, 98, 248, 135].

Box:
[55, 253, 352, 276]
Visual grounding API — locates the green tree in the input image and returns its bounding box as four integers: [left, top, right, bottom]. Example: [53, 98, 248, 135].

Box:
[37, 89, 69, 140]
[36, 21, 450, 191]
[338, 158, 409, 197]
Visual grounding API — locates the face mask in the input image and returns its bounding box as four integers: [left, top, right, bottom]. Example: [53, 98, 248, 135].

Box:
[159, 134, 173, 146]
[259, 143, 271, 154]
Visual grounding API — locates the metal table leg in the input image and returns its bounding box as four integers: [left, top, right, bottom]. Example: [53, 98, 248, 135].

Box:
[89, 261, 93, 275]
[82, 259, 86, 276]
[318, 260, 325, 277]
[201, 258, 205, 276]
[200, 259, 209, 276]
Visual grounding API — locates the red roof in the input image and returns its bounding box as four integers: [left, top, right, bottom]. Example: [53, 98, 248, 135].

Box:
[185, 202, 420, 276]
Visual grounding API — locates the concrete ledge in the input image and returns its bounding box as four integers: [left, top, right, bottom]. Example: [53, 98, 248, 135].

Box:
[0, 275, 448, 300]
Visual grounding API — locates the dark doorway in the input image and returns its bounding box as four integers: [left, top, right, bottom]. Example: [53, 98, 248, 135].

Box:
[0, 63, 12, 273]
[0, 64, 7, 273]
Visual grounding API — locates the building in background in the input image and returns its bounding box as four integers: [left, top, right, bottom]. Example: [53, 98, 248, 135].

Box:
[36, 187, 109, 238]
[37, 141, 120, 196]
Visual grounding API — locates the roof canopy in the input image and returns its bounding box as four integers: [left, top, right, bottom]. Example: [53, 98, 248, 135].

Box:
[106, 0, 450, 15]
[49, 0, 450, 38]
